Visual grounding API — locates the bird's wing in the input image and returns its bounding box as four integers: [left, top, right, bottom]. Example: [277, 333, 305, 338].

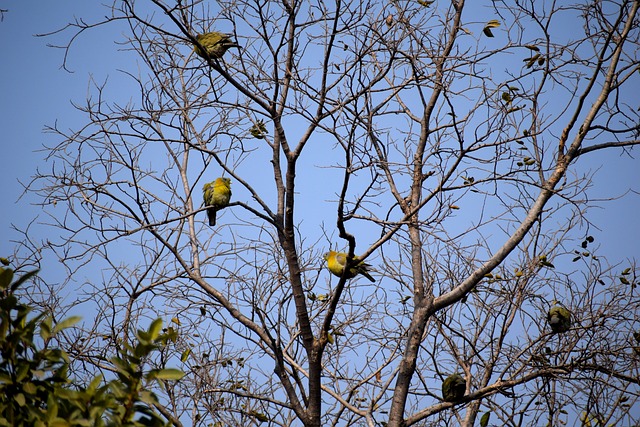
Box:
[335, 252, 347, 267]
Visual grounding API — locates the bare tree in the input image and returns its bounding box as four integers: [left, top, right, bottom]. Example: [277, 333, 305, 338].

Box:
[18, 0, 640, 426]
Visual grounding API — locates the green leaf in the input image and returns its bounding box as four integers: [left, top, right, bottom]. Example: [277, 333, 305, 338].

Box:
[87, 374, 104, 392]
[139, 390, 159, 405]
[181, 348, 191, 362]
[15, 393, 26, 407]
[0, 268, 13, 290]
[22, 382, 37, 395]
[148, 318, 163, 341]
[53, 316, 82, 334]
[40, 316, 53, 341]
[153, 368, 185, 381]
[16, 363, 30, 382]
[9, 269, 39, 292]
[111, 356, 133, 380]
[480, 411, 491, 427]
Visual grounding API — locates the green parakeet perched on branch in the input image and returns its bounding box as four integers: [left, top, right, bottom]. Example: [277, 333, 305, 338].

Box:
[193, 32, 240, 59]
[203, 177, 232, 226]
[323, 250, 375, 282]
[442, 373, 466, 402]
[547, 305, 572, 333]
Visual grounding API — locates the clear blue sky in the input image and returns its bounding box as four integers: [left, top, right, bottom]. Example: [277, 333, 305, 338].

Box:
[1, 2, 639, 272]
[0, 2, 119, 260]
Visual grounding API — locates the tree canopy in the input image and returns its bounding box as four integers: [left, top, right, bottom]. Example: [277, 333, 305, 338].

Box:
[14, 0, 640, 426]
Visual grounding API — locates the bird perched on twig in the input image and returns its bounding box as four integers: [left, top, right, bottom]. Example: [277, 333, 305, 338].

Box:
[323, 250, 375, 282]
[203, 177, 232, 226]
[193, 31, 240, 60]
[442, 373, 466, 403]
[547, 305, 572, 333]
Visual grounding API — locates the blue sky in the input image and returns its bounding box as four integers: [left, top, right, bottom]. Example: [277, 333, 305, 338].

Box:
[2, 1, 638, 272]
[1, 2, 119, 259]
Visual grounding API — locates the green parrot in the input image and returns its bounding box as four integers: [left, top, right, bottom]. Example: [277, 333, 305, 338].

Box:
[203, 177, 232, 226]
[547, 305, 572, 333]
[193, 32, 240, 60]
[442, 373, 466, 402]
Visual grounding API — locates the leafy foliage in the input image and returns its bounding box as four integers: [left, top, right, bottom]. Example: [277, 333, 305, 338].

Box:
[0, 264, 183, 427]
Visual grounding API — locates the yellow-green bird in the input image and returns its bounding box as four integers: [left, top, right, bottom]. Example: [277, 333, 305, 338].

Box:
[203, 177, 232, 226]
[547, 305, 571, 333]
[323, 250, 375, 282]
[193, 31, 240, 60]
[442, 373, 466, 402]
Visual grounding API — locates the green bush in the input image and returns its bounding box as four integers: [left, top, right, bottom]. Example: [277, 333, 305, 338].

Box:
[0, 262, 183, 427]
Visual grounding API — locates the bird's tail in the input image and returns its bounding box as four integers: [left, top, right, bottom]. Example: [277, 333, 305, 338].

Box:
[207, 208, 216, 226]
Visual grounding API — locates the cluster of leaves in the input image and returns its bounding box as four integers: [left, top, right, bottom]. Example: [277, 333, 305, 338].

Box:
[618, 266, 636, 288]
[0, 260, 183, 427]
[572, 235, 596, 262]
